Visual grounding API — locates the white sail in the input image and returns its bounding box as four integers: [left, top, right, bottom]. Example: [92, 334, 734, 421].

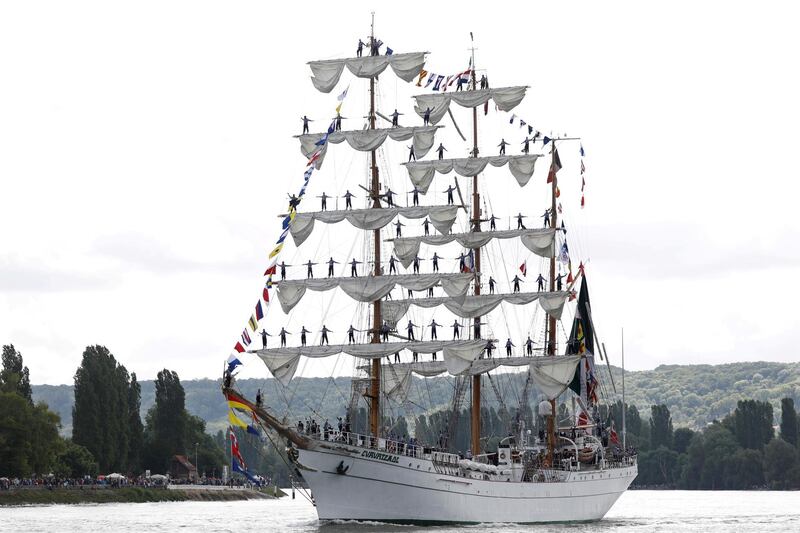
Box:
[289, 205, 459, 247]
[252, 339, 486, 385]
[390, 228, 557, 268]
[308, 52, 427, 93]
[528, 355, 582, 400]
[298, 126, 441, 169]
[370, 354, 579, 380]
[275, 273, 476, 313]
[404, 155, 541, 193]
[413, 86, 527, 125]
[382, 291, 569, 325]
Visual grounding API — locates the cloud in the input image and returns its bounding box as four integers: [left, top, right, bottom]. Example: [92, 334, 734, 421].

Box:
[0, 257, 113, 292]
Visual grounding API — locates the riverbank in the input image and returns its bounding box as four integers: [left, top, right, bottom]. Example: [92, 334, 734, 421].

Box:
[0, 486, 285, 506]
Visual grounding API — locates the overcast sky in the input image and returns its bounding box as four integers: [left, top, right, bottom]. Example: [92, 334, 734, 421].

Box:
[2, 1, 799, 385]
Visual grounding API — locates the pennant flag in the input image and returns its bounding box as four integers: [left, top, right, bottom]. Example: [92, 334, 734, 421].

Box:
[520, 120, 526, 128]
[385, 47, 393, 55]
[581, 194, 585, 208]
[519, 261, 527, 277]
[424, 73, 435, 88]
[559, 242, 570, 264]
[555, 186, 561, 198]
[561, 220, 566, 234]
[263, 286, 270, 302]
[542, 136, 551, 146]
[528, 125, 533, 135]
[581, 160, 586, 174]
[509, 114, 516, 125]
[581, 176, 586, 191]
[484, 101, 489, 115]
[416, 69, 428, 86]
[247, 424, 260, 436]
[547, 148, 562, 183]
[255, 301, 264, 321]
[557, 203, 563, 214]
[234, 342, 245, 354]
[567, 271, 574, 284]
[433, 75, 445, 91]
[241, 329, 251, 346]
[580, 144, 585, 157]
[226, 353, 242, 373]
[264, 264, 276, 276]
[229, 410, 248, 428]
[248, 314, 258, 331]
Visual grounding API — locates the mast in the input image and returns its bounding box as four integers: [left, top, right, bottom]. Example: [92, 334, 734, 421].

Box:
[469, 33, 481, 457]
[368, 12, 382, 438]
[546, 139, 558, 465]
[622, 327, 626, 449]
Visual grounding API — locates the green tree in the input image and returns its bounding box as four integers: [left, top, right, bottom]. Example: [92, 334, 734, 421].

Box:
[730, 399, 773, 450]
[142, 369, 187, 472]
[0, 391, 64, 477]
[56, 439, 99, 478]
[780, 398, 798, 447]
[724, 448, 764, 489]
[673, 427, 695, 454]
[650, 404, 673, 450]
[127, 373, 144, 473]
[699, 423, 740, 489]
[1, 344, 32, 403]
[763, 438, 799, 489]
[72, 345, 133, 473]
[637, 446, 680, 486]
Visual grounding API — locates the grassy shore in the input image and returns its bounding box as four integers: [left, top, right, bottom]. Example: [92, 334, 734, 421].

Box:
[0, 486, 285, 506]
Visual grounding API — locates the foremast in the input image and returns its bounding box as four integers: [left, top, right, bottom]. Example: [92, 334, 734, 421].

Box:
[368, 13, 382, 438]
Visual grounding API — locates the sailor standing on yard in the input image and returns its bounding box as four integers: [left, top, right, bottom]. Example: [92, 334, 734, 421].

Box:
[489, 214, 498, 231]
[301, 115, 312, 134]
[356, 38, 365, 57]
[304, 260, 317, 279]
[431, 252, 440, 272]
[516, 213, 527, 229]
[407, 145, 416, 162]
[406, 321, 417, 341]
[391, 109, 402, 127]
[410, 187, 421, 206]
[423, 107, 432, 126]
[394, 220, 405, 237]
[422, 217, 430, 235]
[488, 276, 496, 294]
[389, 255, 398, 274]
[536, 273, 546, 292]
[279, 261, 289, 280]
[436, 143, 447, 160]
[319, 192, 330, 211]
[343, 190, 355, 209]
[512, 275, 524, 293]
[260, 329, 271, 348]
[525, 335, 535, 356]
[505, 338, 515, 357]
[300, 326, 310, 346]
[320, 325, 332, 345]
[347, 325, 358, 344]
[327, 257, 339, 277]
[452, 320, 462, 339]
[444, 185, 455, 205]
[350, 258, 362, 277]
[498, 138, 508, 155]
[429, 319, 441, 340]
[279, 327, 290, 347]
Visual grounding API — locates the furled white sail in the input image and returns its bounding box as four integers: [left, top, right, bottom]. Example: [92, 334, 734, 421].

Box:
[375, 355, 569, 377]
[403, 155, 541, 193]
[298, 126, 441, 169]
[529, 355, 582, 400]
[289, 205, 459, 246]
[389, 228, 557, 268]
[252, 339, 486, 385]
[308, 52, 426, 93]
[275, 273, 476, 313]
[413, 86, 528, 125]
[382, 365, 412, 402]
[381, 291, 569, 326]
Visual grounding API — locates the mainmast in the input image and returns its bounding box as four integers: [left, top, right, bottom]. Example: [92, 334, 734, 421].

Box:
[546, 138, 558, 465]
[368, 12, 382, 438]
[469, 33, 481, 457]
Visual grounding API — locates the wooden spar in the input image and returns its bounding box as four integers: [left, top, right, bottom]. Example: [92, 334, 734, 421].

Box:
[469, 35, 481, 456]
[368, 13, 382, 438]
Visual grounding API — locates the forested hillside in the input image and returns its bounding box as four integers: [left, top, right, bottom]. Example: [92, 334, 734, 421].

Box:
[33, 361, 800, 436]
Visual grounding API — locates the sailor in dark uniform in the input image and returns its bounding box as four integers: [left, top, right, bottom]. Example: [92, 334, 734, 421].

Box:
[516, 213, 526, 229]
[349, 258, 362, 277]
[542, 209, 551, 228]
[488, 276, 496, 294]
[327, 257, 338, 277]
[394, 220, 404, 237]
[525, 335, 535, 356]
[536, 273, 546, 292]
[301, 115, 312, 135]
[279, 327, 290, 347]
[389, 255, 398, 275]
[480, 74, 488, 89]
[489, 215, 498, 231]
[505, 338, 515, 357]
[347, 325, 358, 344]
[407, 145, 416, 162]
[319, 192, 329, 211]
[452, 320, 462, 339]
[279, 261, 288, 280]
[343, 190, 355, 209]
[384, 188, 397, 207]
[429, 319, 441, 340]
[436, 143, 447, 160]
[260, 329, 271, 348]
[406, 321, 417, 341]
[423, 107, 432, 126]
[320, 325, 332, 345]
[555, 272, 566, 291]
[431, 252, 440, 272]
[444, 185, 455, 205]
[300, 326, 310, 346]
[512, 275, 524, 293]
[412, 255, 421, 274]
[522, 137, 531, 154]
[498, 138, 508, 156]
[410, 187, 421, 206]
[391, 109, 402, 127]
[357, 39, 365, 57]
[304, 260, 317, 279]
[422, 217, 430, 235]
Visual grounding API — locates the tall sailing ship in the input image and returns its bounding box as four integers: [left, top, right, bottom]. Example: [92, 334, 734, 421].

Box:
[223, 20, 637, 524]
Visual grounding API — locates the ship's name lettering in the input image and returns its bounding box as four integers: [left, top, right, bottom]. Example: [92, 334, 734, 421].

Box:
[360, 450, 399, 463]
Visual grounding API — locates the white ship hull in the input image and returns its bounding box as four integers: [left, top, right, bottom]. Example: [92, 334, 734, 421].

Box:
[296, 442, 637, 524]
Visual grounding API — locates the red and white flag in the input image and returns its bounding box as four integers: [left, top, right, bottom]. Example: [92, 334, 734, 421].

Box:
[519, 261, 527, 277]
[547, 148, 562, 183]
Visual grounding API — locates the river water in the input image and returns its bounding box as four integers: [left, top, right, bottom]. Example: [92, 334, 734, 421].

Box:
[2, 490, 798, 532]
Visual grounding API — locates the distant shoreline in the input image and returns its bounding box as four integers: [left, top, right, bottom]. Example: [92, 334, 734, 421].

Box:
[0, 486, 284, 506]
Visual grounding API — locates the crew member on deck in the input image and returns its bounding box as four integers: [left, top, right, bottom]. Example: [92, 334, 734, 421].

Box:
[452, 320, 462, 339]
[512, 275, 524, 293]
[516, 213, 527, 229]
[407, 145, 416, 162]
[422, 217, 431, 235]
[431, 252, 440, 272]
[279, 261, 289, 280]
[542, 209, 551, 228]
[486, 340, 495, 358]
[489, 215, 498, 231]
[384, 188, 397, 207]
[536, 273, 546, 292]
[522, 137, 531, 154]
[488, 276, 496, 294]
[410, 187, 421, 206]
[394, 220, 404, 237]
[389, 255, 398, 274]
[301, 115, 312, 135]
[436, 143, 447, 160]
[319, 192, 329, 211]
[357, 39, 365, 57]
[480, 74, 488, 89]
[423, 107, 432, 126]
[412, 255, 422, 274]
[394, 352, 401, 363]
[380, 322, 390, 342]
[555, 272, 566, 291]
